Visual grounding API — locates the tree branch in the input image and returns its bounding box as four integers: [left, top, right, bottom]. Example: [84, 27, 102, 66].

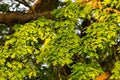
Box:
[0, 11, 53, 26]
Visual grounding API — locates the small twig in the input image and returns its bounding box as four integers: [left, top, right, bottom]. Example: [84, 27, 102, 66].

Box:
[14, 0, 31, 9]
[61, 66, 69, 80]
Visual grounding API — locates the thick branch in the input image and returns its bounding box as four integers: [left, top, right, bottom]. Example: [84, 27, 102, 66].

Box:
[0, 11, 53, 26]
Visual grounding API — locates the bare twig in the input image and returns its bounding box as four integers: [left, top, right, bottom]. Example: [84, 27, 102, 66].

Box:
[14, 0, 31, 9]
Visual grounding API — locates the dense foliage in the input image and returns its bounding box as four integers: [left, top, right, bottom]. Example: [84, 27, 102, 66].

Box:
[0, 0, 120, 80]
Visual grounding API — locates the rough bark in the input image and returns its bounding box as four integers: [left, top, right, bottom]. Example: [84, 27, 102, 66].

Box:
[0, 0, 60, 26]
[0, 11, 52, 26]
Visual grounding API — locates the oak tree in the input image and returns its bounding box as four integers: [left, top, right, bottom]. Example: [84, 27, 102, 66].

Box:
[0, 0, 120, 80]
